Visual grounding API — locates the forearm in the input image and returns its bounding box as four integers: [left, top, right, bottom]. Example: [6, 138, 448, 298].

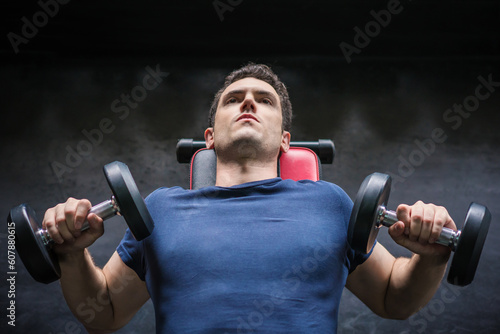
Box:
[58, 249, 116, 331]
[384, 253, 450, 319]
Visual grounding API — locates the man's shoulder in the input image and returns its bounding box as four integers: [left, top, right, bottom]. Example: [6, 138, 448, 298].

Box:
[288, 178, 348, 195]
[271, 179, 351, 207]
[145, 186, 188, 204]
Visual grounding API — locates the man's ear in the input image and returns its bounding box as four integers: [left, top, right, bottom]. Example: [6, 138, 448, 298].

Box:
[204, 128, 215, 149]
[280, 131, 291, 153]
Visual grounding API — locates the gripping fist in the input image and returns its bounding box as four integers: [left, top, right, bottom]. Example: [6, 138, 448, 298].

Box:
[388, 201, 457, 258]
[42, 197, 104, 255]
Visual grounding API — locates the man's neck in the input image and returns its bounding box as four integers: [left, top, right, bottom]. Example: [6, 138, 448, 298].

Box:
[214, 158, 278, 187]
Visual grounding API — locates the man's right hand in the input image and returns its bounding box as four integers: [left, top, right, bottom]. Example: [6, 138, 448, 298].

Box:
[42, 198, 150, 331]
[42, 198, 104, 255]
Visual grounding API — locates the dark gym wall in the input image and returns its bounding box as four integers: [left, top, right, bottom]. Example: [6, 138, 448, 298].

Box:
[1, 1, 499, 333]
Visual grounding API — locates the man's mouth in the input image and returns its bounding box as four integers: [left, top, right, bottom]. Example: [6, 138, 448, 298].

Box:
[236, 114, 259, 122]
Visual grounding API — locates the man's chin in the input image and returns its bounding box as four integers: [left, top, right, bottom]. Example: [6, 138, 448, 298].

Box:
[214, 135, 262, 160]
[228, 129, 262, 147]
[232, 136, 260, 155]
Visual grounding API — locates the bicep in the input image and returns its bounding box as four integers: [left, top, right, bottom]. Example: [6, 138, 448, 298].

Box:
[102, 251, 150, 330]
[345, 242, 396, 318]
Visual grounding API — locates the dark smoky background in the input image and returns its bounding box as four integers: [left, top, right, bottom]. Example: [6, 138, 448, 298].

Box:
[0, 1, 499, 333]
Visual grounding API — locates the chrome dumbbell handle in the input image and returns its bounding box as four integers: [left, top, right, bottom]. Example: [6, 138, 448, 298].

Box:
[377, 206, 461, 250]
[37, 196, 121, 245]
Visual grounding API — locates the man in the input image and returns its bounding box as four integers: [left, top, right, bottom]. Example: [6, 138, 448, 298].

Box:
[43, 63, 456, 333]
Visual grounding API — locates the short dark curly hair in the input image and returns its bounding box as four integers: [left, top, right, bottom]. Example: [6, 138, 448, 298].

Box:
[208, 63, 292, 131]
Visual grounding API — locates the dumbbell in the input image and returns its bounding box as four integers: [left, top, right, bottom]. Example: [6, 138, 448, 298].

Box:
[7, 161, 154, 284]
[347, 172, 491, 286]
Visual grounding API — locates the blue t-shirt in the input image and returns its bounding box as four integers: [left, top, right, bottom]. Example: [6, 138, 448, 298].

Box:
[117, 178, 371, 333]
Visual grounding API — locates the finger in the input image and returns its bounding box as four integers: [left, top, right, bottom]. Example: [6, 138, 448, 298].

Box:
[74, 199, 92, 232]
[42, 207, 63, 244]
[388, 221, 406, 241]
[409, 201, 424, 242]
[418, 204, 435, 244]
[87, 213, 104, 235]
[396, 204, 411, 235]
[72, 213, 104, 248]
[42, 207, 52, 230]
[429, 206, 450, 244]
[55, 201, 75, 243]
[65, 198, 82, 238]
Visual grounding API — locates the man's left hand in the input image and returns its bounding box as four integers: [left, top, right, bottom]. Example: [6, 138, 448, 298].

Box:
[388, 201, 457, 259]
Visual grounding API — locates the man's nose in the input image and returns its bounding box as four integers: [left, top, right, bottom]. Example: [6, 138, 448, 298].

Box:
[240, 97, 256, 112]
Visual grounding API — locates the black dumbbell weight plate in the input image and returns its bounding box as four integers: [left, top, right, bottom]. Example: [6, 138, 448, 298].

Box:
[8, 204, 61, 284]
[348, 173, 392, 254]
[447, 202, 491, 286]
[103, 161, 154, 241]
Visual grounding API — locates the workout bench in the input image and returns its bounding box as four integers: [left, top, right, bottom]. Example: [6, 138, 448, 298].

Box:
[175, 138, 336, 189]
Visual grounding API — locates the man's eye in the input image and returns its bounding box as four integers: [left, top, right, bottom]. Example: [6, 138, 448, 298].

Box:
[225, 97, 237, 104]
[262, 98, 272, 105]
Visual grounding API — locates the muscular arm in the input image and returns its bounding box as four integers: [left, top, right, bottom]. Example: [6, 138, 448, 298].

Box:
[59, 250, 150, 333]
[346, 201, 454, 319]
[346, 242, 448, 319]
[43, 198, 150, 332]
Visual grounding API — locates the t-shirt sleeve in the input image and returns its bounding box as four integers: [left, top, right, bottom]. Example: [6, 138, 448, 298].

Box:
[347, 240, 376, 274]
[116, 188, 164, 281]
[330, 182, 375, 274]
[117, 228, 146, 281]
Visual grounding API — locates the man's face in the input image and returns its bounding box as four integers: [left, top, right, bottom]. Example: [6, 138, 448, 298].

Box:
[205, 77, 290, 158]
